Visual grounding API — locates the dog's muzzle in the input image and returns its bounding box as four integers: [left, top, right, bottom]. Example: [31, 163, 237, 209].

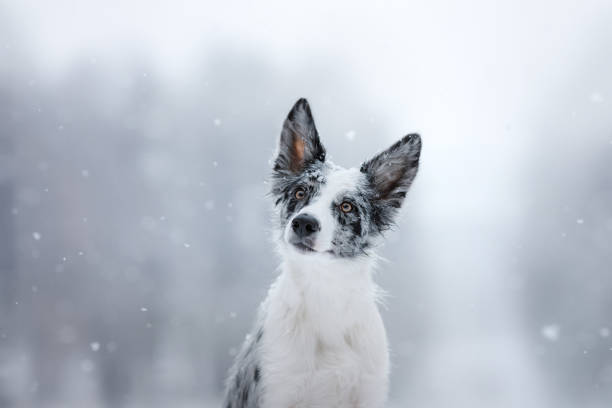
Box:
[289, 214, 320, 251]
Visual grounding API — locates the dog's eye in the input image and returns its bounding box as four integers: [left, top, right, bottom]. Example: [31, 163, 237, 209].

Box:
[294, 188, 306, 200]
[340, 202, 353, 213]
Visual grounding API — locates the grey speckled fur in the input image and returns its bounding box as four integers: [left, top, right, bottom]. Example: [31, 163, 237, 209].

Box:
[222, 319, 265, 408]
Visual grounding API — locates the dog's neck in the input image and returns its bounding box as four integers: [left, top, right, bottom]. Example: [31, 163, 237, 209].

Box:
[270, 247, 381, 340]
[282, 251, 375, 292]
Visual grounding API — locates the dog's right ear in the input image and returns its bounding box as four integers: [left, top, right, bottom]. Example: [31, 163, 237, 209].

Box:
[273, 98, 326, 175]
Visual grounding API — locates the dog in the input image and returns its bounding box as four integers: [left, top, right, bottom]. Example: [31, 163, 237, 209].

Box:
[222, 98, 421, 408]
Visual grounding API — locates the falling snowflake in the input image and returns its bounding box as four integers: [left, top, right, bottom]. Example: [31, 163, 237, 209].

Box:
[540, 324, 560, 341]
[589, 92, 604, 103]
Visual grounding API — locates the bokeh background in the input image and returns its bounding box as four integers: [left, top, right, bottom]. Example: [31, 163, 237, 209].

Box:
[1, 1, 612, 407]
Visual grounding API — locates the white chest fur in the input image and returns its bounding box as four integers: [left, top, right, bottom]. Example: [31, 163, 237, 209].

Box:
[259, 255, 390, 408]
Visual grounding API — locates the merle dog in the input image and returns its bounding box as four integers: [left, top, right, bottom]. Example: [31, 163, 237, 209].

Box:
[223, 98, 421, 407]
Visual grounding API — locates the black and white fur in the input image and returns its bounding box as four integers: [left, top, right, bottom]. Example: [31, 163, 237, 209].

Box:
[223, 98, 421, 408]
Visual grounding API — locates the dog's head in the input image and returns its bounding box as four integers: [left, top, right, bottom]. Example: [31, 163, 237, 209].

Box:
[270, 98, 421, 259]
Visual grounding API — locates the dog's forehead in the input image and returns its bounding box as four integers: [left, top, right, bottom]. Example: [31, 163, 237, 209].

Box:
[318, 165, 363, 199]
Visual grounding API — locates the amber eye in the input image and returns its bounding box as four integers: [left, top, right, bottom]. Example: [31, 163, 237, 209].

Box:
[294, 188, 306, 200]
[340, 202, 353, 213]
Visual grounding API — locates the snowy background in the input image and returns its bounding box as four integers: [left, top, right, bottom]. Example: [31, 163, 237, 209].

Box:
[1, 1, 612, 407]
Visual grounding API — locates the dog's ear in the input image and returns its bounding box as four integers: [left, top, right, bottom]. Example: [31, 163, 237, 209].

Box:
[361, 134, 421, 209]
[273, 98, 326, 175]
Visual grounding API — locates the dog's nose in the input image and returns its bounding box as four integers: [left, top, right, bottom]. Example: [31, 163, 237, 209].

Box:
[291, 214, 320, 238]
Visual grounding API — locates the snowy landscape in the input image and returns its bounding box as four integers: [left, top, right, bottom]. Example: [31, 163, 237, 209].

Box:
[1, 1, 611, 407]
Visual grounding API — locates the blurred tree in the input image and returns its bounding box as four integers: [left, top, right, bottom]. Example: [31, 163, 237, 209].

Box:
[522, 36, 612, 406]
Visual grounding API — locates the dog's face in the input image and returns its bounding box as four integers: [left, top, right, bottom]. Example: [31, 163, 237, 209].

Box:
[270, 98, 421, 258]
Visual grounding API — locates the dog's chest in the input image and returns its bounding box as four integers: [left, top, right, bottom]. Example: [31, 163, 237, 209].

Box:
[258, 270, 389, 408]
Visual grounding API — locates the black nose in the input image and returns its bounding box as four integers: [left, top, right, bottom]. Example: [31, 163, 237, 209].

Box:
[291, 214, 320, 238]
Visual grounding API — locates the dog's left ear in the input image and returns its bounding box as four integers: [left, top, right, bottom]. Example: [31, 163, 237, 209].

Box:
[273, 98, 326, 175]
[361, 134, 422, 209]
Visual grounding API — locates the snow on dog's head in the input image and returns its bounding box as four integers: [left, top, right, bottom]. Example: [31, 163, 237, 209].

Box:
[270, 98, 421, 258]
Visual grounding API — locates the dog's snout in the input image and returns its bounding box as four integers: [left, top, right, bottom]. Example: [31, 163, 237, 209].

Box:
[291, 214, 320, 238]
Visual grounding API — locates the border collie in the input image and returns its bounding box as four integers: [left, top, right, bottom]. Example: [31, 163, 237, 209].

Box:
[223, 98, 422, 407]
